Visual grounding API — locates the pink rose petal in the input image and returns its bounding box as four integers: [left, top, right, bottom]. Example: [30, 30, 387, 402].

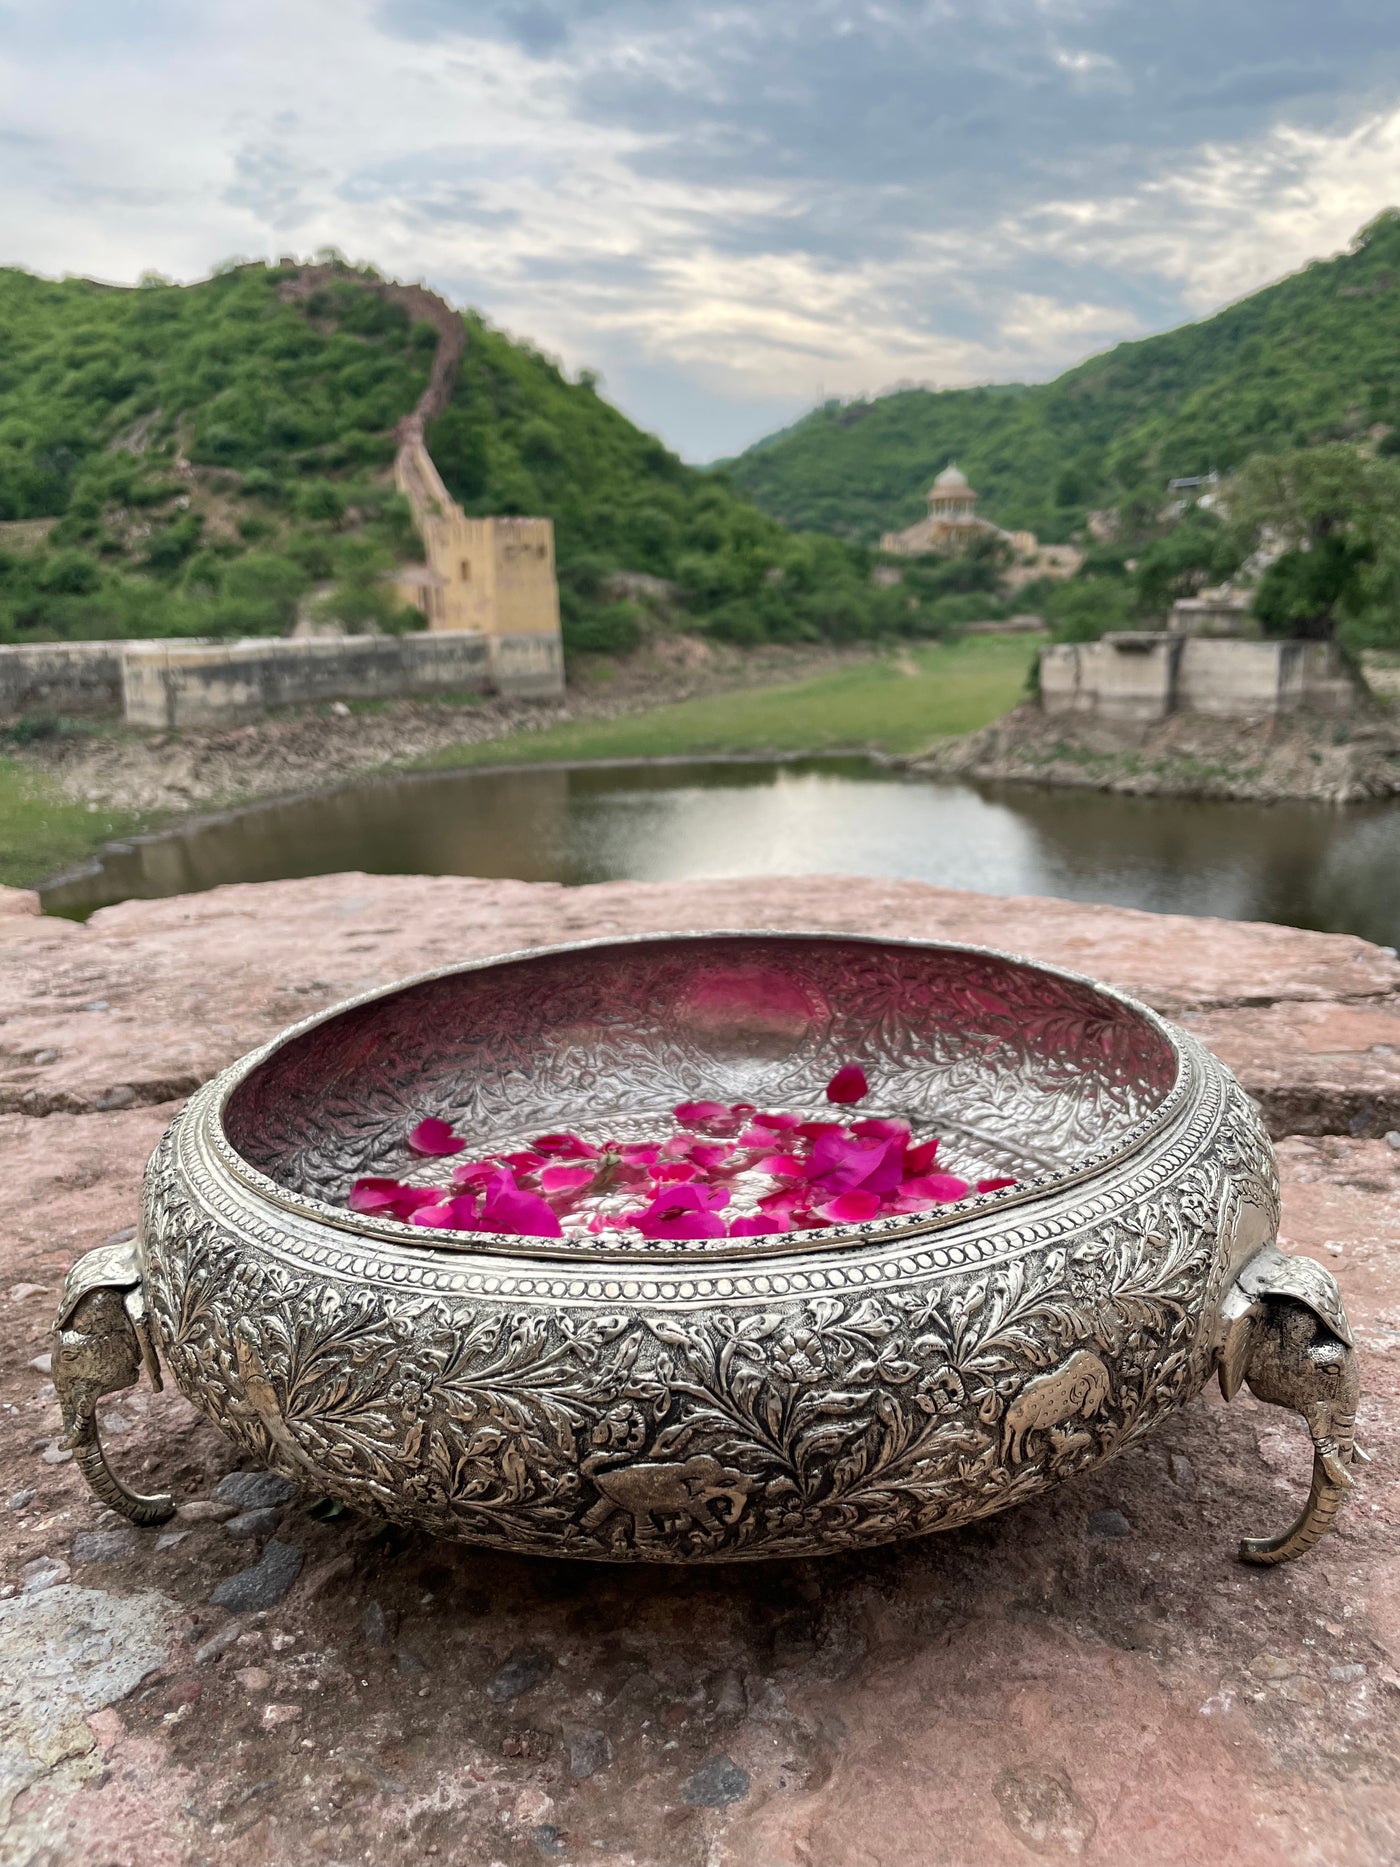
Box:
[540, 1163, 595, 1194]
[407, 1117, 465, 1157]
[825, 1065, 869, 1105]
[817, 1190, 882, 1224]
[903, 1138, 941, 1176]
[976, 1176, 1017, 1193]
[532, 1132, 600, 1158]
[618, 1143, 661, 1167]
[349, 1177, 408, 1214]
[482, 1172, 563, 1238]
[410, 1201, 458, 1228]
[750, 1110, 802, 1132]
[850, 1117, 909, 1143]
[901, 1172, 970, 1204]
[634, 1183, 730, 1240]
[728, 1214, 779, 1237]
[689, 1143, 732, 1171]
[673, 1100, 730, 1125]
[755, 1153, 807, 1178]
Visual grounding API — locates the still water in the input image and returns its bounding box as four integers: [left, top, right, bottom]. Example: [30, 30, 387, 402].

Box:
[39, 757, 1400, 948]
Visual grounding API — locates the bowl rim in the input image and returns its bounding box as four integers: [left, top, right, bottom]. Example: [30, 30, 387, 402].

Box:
[199, 928, 1193, 1267]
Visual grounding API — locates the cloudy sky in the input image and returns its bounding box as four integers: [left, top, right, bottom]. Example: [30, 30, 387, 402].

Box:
[3, 2, 1400, 458]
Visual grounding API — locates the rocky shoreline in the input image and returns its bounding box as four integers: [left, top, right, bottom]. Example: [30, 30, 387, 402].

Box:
[910, 702, 1400, 804]
[19, 637, 873, 818]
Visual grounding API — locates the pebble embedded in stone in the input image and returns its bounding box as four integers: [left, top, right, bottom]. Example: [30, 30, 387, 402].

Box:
[40, 1444, 73, 1466]
[20, 1556, 70, 1594]
[155, 1530, 191, 1551]
[225, 1506, 281, 1540]
[362, 1600, 395, 1646]
[1087, 1508, 1132, 1539]
[567, 1727, 613, 1780]
[8, 1284, 46, 1303]
[1386, 1130, 1400, 1149]
[211, 1470, 299, 1511]
[262, 1701, 303, 1727]
[1167, 1453, 1196, 1491]
[8, 1490, 36, 1511]
[680, 1755, 750, 1807]
[235, 1665, 272, 1691]
[94, 1085, 137, 1110]
[71, 1528, 138, 1565]
[176, 1499, 239, 1524]
[210, 1539, 304, 1612]
[194, 1622, 242, 1664]
[27, 1355, 51, 1375]
[486, 1648, 554, 1703]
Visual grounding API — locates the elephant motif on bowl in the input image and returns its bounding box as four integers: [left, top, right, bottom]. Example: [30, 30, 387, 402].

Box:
[53, 932, 1364, 1565]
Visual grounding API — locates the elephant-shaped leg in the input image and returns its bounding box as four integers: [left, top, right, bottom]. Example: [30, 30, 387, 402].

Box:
[1216, 1245, 1365, 1566]
[52, 1240, 176, 1527]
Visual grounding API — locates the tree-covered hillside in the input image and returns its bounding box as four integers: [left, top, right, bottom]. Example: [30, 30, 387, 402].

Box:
[0, 260, 930, 654]
[727, 210, 1400, 547]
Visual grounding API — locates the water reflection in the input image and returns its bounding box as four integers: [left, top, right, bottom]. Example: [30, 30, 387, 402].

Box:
[39, 757, 1400, 948]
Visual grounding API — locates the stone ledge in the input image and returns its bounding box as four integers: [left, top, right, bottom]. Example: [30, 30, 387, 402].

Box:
[2, 876, 1398, 1864]
[4, 874, 1397, 1130]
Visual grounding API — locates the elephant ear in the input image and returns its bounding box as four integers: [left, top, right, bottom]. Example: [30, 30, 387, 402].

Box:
[1237, 1245, 1353, 1348]
[54, 1238, 143, 1329]
[1217, 1246, 1353, 1402]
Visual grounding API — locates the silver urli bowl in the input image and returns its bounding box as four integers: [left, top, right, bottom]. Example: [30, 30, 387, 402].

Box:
[54, 932, 1363, 1565]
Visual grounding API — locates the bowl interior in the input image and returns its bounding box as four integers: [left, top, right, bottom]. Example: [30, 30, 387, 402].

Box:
[221, 934, 1179, 1229]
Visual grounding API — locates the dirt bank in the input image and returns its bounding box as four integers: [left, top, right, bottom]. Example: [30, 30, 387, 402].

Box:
[912, 701, 1400, 804]
[20, 638, 871, 817]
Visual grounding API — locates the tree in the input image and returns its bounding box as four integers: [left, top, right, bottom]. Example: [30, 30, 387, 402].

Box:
[1229, 444, 1400, 639]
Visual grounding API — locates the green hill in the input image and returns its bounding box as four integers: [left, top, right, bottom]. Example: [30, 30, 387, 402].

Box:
[726, 210, 1400, 546]
[0, 259, 913, 656]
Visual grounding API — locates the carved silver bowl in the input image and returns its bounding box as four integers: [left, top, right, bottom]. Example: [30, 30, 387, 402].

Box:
[54, 932, 1362, 1564]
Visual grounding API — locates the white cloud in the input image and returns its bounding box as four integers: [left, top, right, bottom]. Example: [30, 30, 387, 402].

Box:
[0, 0, 1396, 455]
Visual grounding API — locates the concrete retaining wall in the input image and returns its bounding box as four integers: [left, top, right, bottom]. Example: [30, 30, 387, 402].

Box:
[122, 632, 505, 730]
[0, 641, 129, 720]
[490, 632, 565, 699]
[1042, 634, 1363, 722]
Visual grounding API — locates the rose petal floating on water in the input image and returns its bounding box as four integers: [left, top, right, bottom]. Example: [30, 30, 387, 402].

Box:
[407, 1117, 465, 1157]
[410, 1202, 458, 1228]
[901, 1172, 970, 1204]
[633, 1182, 730, 1241]
[976, 1176, 1018, 1193]
[348, 1177, 401, 1212]
[902, 1138, 941, 1177]
[482, 1172, 563, 1238]
[689, 1143, 732, 1172]
[755, 1153, 806, 1179]
[532, 1132, 600, 1159]
[540, 1163, 595, 1194]
[850, 1117, 910, 1144]
[673, 1100, 730, 1126]
[818, 1190, 883, 1225]
[825, 1065, 869, 1105]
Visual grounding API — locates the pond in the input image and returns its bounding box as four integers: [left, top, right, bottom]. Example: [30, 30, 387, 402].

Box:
[39, 756, 1400, 949]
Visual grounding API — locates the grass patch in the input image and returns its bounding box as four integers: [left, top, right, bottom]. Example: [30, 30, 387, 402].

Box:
[0, 757, 151, 890]
[419, 635, 1039, 770]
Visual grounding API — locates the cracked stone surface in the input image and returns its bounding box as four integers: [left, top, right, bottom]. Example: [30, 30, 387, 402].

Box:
[1, 873, 1398, 1864]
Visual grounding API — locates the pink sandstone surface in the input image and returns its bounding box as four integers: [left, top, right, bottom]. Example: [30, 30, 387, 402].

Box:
[1, 872, 1397, 1867]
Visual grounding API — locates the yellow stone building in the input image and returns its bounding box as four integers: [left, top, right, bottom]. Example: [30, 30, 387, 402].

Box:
[390, 437, 562, 641]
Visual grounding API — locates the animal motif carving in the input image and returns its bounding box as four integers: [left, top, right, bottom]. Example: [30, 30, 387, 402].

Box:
[1002, 1349, 1112, 1464]
[1219, 1246, 1366, 1564]
[52, 1241, 174, 1526]
[580, 1455, 757, 1544]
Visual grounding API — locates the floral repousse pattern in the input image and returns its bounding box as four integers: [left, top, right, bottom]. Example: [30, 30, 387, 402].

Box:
[139, 954, 1279, 1561]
